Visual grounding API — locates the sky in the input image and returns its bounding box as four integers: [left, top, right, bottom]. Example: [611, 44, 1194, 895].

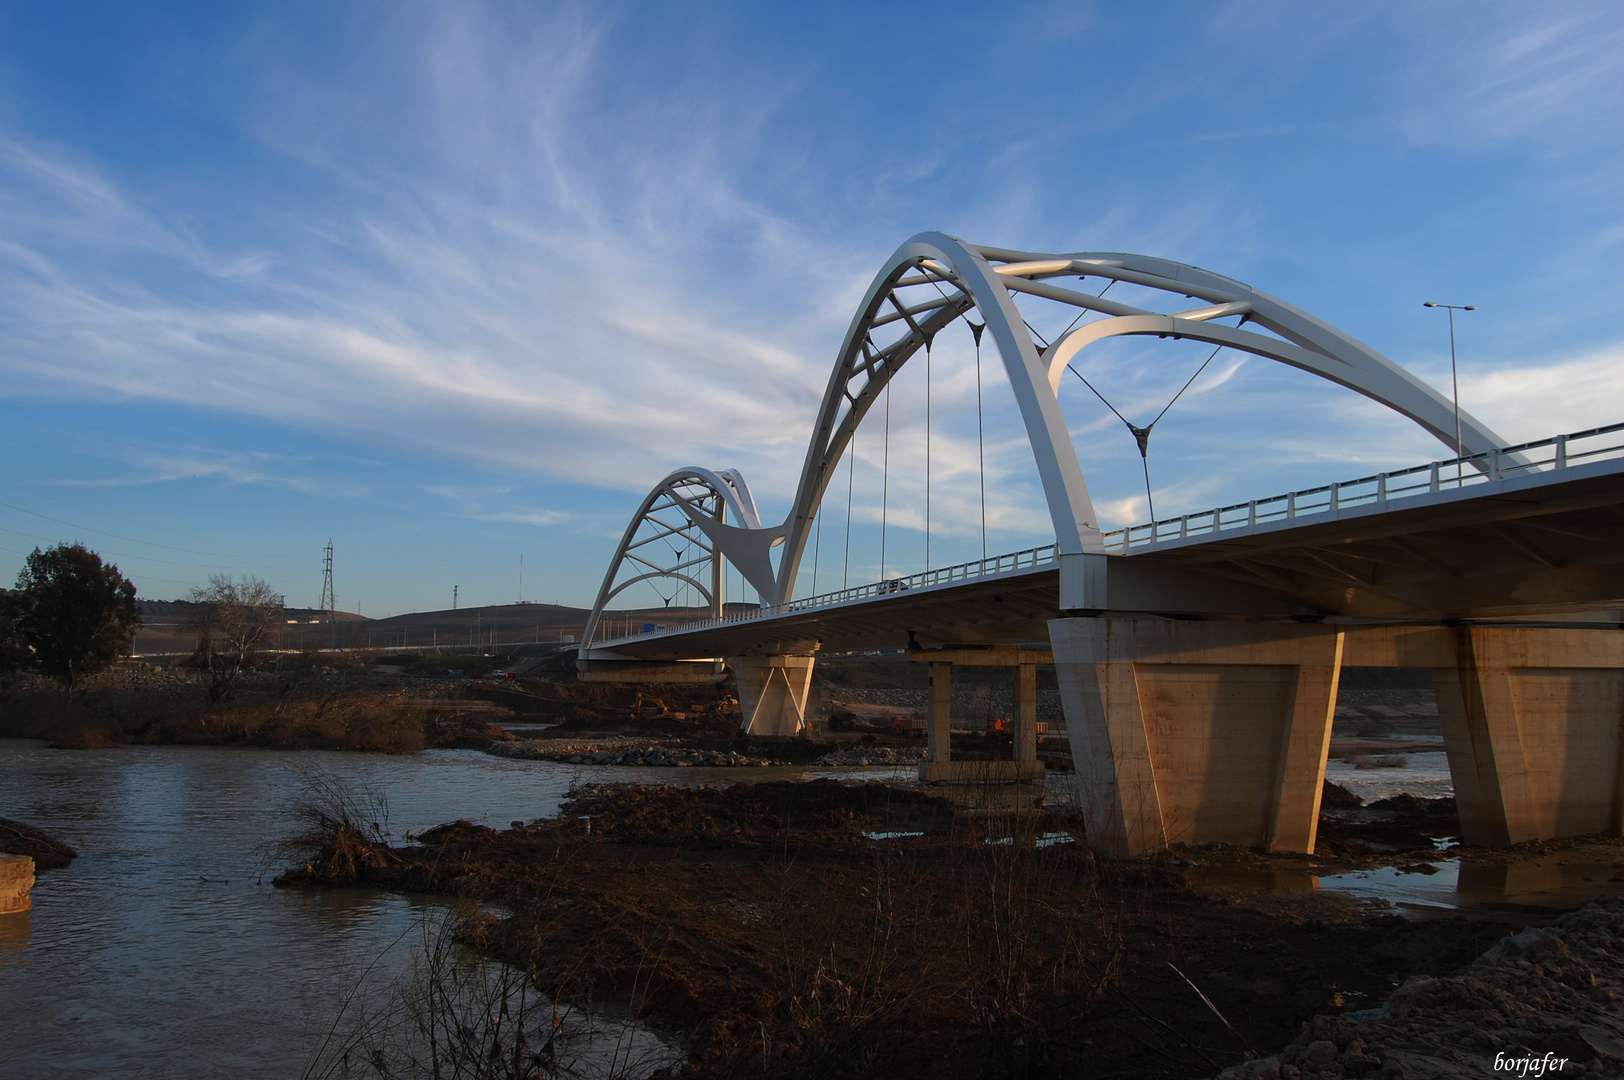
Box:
[0, 1, 1619, 616]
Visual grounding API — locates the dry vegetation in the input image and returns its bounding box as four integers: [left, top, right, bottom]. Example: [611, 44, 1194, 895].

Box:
[276, 780, 1514, 1080]
[0, 664, 509, 753]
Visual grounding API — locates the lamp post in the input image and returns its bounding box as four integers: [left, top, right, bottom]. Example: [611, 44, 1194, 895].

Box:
[1423, 301, 1477, 460]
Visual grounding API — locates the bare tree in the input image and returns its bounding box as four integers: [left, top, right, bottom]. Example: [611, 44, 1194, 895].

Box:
[188, 574, 283, 702]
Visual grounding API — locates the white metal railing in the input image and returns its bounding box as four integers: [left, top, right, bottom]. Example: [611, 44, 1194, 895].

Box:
[596, 422, 1624, 644]
[601, 544, 1059, 643]
[1101, 422, 1624, 552]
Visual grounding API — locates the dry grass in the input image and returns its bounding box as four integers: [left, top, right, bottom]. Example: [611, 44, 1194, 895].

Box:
[0, 673, 490, 753]
[276, 770, 398, 885]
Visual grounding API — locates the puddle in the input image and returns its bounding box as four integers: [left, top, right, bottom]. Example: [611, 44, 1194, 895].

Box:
[1185, 849, 1624, 915]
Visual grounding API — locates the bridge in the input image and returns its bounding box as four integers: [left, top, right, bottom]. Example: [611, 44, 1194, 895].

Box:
[577, 232, 1624, 859]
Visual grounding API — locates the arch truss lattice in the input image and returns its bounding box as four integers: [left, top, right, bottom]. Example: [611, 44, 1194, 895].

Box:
[580, 467, 767, 649]
[584, 232, 1507, 646]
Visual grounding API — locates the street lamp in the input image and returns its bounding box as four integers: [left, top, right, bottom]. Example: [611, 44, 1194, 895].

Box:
[1423, 301, 1477, 459]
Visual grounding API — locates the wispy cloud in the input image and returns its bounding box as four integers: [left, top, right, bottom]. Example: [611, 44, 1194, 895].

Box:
[1, 2, 1620, 613]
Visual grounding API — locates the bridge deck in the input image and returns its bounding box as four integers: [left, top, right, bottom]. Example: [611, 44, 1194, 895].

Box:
[586, 426, 1624, 660]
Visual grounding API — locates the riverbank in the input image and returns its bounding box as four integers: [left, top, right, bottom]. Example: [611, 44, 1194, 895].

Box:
[271, 778, 1623, 1079]
[0, 666, 524, 753]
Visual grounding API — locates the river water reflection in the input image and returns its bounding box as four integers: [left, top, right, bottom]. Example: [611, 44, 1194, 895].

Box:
[2, 742, 885, 1079]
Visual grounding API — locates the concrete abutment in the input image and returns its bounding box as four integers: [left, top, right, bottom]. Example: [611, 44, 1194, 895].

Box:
[1049, 617, 1624, 859]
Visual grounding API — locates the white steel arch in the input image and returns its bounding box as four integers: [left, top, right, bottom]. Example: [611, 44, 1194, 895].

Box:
[580, 467, 769, 649]
[584, 232, 1510, 637]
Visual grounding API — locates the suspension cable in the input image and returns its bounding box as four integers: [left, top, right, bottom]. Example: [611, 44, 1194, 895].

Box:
[1054, 278, 1116, 342]
[969, 319, 987, 561]
[843, 427, 856, 590]
[1065, 341, 1225, 523]
[880, 381, 891, 581]
[925, 337, 932, 573]
[810, 503, 822, 596]
[1149, 343, 1223, 428]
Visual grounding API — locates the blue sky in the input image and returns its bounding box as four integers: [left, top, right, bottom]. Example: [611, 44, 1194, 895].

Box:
[0, 2, 1619, 615]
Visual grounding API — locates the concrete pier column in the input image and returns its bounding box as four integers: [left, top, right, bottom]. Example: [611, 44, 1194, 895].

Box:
[928, 662, 952, 763]
[731, 655, 816, 736]
[919, 663, 954, 781]
[1, 855, 34, 914]
[1013, 662, 1038, 764]
[1049, 616, 1343, 859]
[1426, 626, 1624, 847]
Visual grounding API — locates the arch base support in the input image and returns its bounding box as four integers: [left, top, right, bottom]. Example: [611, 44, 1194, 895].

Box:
[732, 655, 816, 737]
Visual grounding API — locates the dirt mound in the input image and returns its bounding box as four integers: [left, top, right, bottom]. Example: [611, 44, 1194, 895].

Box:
[559, 779, 958, 846]
[1366, 793, 1458, 818]
[412, 820, 501, 845]
[1313, 793, 1461, 864]
[1218, 897, 1624, 1078]
[1320, 779, 1364, 810]
[0, 817, 77, 869]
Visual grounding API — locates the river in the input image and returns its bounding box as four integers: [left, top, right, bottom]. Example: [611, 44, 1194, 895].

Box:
[11, 737, 1561, 1076]
[1, 742, 884, 1079]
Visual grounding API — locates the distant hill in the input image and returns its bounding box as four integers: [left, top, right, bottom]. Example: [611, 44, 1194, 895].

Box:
[129, 599, 754, 655]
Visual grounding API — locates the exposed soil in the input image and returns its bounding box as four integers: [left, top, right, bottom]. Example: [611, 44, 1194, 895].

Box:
[1220, 900, 1624, 1078]
[275, 780, 1545, 1079]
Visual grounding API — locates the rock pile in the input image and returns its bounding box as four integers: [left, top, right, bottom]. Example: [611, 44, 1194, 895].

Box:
[1216, 897, 1624, 1079]
[488, 741, 783, 767]
[814, 746, 927, 766]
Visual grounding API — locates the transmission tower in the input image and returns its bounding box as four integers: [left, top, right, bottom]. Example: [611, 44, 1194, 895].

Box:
[319, 539, 336, 648]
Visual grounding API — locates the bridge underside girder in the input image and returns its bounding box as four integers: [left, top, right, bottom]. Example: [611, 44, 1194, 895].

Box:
[1143, 466, 1624, 621]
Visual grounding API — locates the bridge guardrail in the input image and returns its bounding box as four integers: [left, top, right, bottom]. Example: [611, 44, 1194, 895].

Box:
[623, 544, 1061, 640]
[597, 423, 1624, 644]
[1100, 422, 1624, 552]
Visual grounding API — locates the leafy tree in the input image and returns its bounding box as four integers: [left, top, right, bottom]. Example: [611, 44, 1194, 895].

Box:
[187, 574, 283, 702]
[12, 543, 140, 689]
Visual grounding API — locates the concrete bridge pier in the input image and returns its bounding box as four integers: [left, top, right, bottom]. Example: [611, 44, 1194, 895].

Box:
[1382, 625, 1624, 848]
[731, 655, 816, 736]
[916, 649, 1047, 783]
[1052, 617, 1624, 859]
[1049, 616, 1344, 859]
